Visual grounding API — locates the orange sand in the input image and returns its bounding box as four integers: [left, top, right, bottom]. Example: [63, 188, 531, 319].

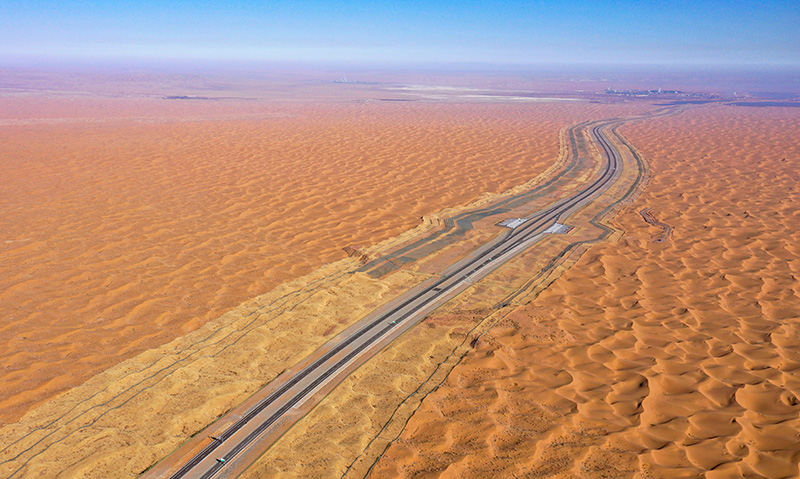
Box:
[367, 105, 800, 478]
[0, 96, 615, 424]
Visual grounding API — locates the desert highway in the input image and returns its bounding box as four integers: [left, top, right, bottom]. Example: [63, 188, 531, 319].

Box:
[157, 117, 633, 479]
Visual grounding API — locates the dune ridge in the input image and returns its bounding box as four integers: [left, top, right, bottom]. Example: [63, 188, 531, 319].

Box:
[0, 96, 661, 476]
[1, 97, 643, 424]
[366, 105, 800, 478]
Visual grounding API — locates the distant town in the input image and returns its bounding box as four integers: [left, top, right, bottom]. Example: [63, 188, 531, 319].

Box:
[603, 88, 718, 99]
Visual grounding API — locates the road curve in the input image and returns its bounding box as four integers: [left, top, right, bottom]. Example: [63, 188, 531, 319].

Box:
[150, 116, 640, 479]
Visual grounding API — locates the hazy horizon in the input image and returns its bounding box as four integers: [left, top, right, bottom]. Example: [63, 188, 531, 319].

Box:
[2, 59, 798, 98]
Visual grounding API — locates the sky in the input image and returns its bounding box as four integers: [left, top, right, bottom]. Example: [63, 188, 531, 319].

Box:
[1, 0, 798, 66]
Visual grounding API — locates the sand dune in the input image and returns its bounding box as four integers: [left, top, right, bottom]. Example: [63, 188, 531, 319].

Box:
[367, 104, 800, 478]
[7, 90, 795, 478]
[0, 96, 623, 424]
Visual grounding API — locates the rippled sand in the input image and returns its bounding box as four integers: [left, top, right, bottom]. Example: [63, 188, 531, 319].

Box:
[368, 105, 800, 478]
[0, 96, 609, 424]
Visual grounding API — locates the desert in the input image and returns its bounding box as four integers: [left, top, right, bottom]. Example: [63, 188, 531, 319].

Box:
[360, 104, 800, 478]
[0, 72, 657, 476]
[1, 68, 798, 479]
[0, 81, 655, 426]
[3, 1, 800, 477]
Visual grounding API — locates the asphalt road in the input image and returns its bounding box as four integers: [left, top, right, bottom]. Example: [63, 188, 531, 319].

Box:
[155, 118, 630, 479]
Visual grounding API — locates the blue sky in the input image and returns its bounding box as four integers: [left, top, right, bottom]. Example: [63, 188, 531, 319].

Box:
[1, 0, 798, 66]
